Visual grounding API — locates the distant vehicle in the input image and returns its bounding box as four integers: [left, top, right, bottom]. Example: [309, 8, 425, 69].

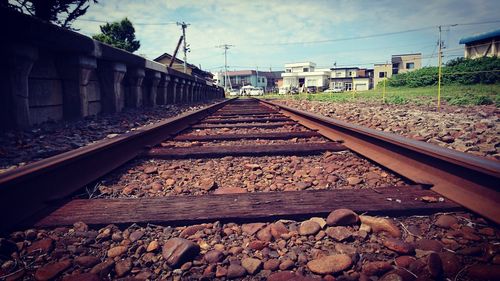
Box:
[324, 87, 343, 93]
[306, 86, 317, 93]
[278, 87, 289, 94]
[228, 89, 239, 96]
[279, 87, 299, 94]
[249, 87, 264, 96]
[240, 85, 255, 96]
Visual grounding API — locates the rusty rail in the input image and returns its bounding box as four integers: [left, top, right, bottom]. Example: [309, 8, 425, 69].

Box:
[0, 99, 233, 232]
[258, 98, 500, 224]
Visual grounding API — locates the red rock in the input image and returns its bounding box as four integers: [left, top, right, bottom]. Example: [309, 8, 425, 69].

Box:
[227, 264, 246, 278]
[426, 252, 442, 278]
[279, 259, 295, 270]
[263, 259, 280, 270]
[248, 240, 267, 250]
[62, 273, 99, 281]
[467, 264, 500, 281]
[107, 245, 127, 258]
[435, 215, 458, 229]
[204, 250, 224, 263]
[242, 257, 262, 274]
[325, 226, 352, 241]
[383, 238, 415, 254]
[216, 265, 228, 278]
[327, 209, 359, 226]
[115, 259, 132, 277]
[270, 222, 289, 239]
[394, 256, 415, 268]
[242, 223, 266, 235]
[267, 271, 297, 281]
[179, 225, 205, 238]
[162, 238, 200, 267]
[27, 238, 54, 254]
[415, 239, 443, 252]
[34, 259, 71, 281]
[143, 166, 157, 174]
[129, 230, 144, 242]
[198, 179, 217, 191]
[257, 226, 273, 242]
[299, 220, 321, 236]
[75, 256, 100, 268]
[362, 261, 393, 276]
[90, 259, 114, 277]
[307, 254, 352, 274]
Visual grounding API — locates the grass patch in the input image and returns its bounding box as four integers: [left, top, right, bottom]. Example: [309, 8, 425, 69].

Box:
[260, 84, 500, 106]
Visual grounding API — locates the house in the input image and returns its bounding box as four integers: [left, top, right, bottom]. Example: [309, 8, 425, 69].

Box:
[281, 62, 330, 91]
[262, 71, 284, 92]
[153, 53, 214, 83]
[329, 67, 371, 91]
[373, 53, 421, 87]
[373, 63, 392, 88]
[214, 70, 268, 90]
[459, 29, 500, 59]
[391, 53, 422, 75]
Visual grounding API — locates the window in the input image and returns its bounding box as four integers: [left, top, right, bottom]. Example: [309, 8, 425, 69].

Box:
[379, 72, 386, 78]
[285, 68, 291, 73]
[336, 71, 342, 77]
[406, 62, 415, 69]
[303, 68, 309, 72]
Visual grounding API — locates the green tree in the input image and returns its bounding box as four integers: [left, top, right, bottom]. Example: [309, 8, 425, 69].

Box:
[92, 18, 140, 53]
[9, 0, 98, 29]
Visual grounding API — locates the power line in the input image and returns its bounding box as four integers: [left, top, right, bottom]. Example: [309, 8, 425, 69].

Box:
[76, 18, 178, 25]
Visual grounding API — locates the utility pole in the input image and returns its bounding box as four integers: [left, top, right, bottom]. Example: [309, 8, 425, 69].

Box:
[216, 44, 234, 92]
[177, 22, 190, 73]
[436, 24, 456, 111]
[437, 25, 443, 111]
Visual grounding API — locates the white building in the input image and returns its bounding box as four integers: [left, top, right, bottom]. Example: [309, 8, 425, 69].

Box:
[330, 67, 371, 91]
[281, 62, 330, 91]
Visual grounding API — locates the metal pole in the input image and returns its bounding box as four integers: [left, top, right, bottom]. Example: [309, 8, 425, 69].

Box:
[437, 25, 442, 111]
[182, 23, 187, 73]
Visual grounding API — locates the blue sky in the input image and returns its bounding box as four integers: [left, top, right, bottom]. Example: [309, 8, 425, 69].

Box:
[72, 0, 500, 73]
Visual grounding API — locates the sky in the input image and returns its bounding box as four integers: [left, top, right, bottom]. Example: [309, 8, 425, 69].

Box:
[71, 0, 500, 73]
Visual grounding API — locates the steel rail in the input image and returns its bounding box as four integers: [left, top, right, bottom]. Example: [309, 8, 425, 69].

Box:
[258, 98, 500, 224]
[0, 99, 234, 232]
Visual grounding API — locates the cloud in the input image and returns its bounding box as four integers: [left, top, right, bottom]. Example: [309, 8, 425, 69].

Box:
[72, 0, 500, 70]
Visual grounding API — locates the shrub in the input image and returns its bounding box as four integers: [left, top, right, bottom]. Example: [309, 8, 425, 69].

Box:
[386, 57, 500, 87]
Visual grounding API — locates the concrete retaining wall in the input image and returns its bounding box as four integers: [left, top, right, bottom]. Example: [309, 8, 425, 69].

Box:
[0, 8, 224, 131]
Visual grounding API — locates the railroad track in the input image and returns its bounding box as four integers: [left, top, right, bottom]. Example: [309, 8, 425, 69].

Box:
[1, 98, 498, 233]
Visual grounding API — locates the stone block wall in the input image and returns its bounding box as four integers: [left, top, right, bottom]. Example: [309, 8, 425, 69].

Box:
[0, 8, 225, 131]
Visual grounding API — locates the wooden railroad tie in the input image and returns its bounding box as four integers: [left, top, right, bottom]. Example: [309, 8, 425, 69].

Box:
[145, 142, 346, 159]
[35, 186, 462, 227]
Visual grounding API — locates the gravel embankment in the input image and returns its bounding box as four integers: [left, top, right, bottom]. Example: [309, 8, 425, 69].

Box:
[0, 102, 222, 173]
[274, 100, 499, 160]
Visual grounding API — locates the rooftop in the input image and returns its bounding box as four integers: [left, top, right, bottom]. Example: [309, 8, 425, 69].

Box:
[459, 28, 500, 44]
[391, 53, 422, 57]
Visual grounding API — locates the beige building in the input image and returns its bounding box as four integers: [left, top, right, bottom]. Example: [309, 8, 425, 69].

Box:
[459, 29, 500, 59]
[391, 53, 422, 74]
[373, 53, 422, 88]
[373, 63, 392, 88]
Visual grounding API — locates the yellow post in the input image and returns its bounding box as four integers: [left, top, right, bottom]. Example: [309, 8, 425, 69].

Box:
[352, 77, 355, 99]
[437, 52, 442, 111]
[383, 77, 386, 103]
